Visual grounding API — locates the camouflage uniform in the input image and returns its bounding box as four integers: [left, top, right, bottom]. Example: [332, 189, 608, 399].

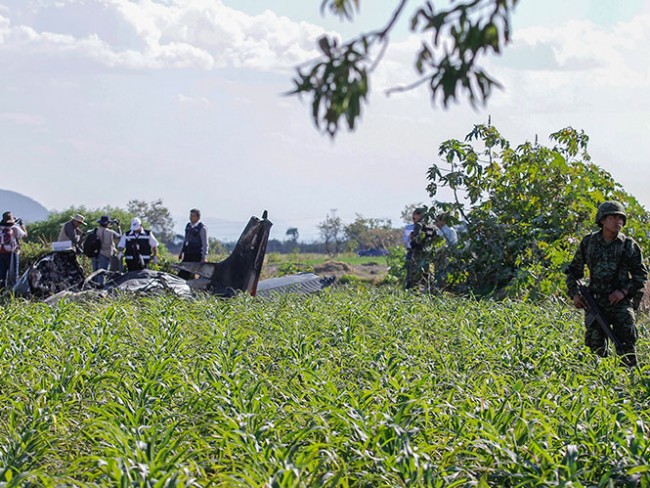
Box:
[406, 221, 435, 291]
[566, 209, 647, 366]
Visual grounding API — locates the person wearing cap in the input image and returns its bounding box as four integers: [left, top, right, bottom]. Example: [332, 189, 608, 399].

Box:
[57, 213, 86, 253]
[117, 217, 159, 272]
[0, 211, 27, 289]
[92, 216, 122, 279]
[178, 208, 208, 279]
[565, 201, 648, 367]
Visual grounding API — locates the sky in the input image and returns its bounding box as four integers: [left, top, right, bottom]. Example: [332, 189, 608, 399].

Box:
[1, 0, 649, 241]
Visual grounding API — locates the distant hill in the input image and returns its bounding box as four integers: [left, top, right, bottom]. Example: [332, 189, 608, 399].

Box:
[0, 189, 49, 223]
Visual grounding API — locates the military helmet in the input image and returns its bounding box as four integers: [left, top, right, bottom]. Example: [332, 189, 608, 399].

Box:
[595, 201, 627, 226]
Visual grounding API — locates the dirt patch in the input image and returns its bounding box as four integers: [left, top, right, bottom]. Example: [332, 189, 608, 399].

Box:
[314, 260, 387, 283]
[313, 261, 351, 274]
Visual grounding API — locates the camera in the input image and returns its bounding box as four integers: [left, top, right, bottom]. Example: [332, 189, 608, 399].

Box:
[15, 217, 23, 225]
[110, 219, 120, 225]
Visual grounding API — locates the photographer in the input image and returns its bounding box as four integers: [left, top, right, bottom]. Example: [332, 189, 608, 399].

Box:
[0, 211, 27, 290]
[406, 208, 437, 291]
[94, 216, 122, 278]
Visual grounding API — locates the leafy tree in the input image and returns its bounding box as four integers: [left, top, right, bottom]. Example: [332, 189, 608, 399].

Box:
[291, 0, 519, 136]
[344, 214, 401, 250]
[285, 227, 300, 243]
[426, 124, 650, 299]
[127, 199, 175, 244]
[318, 213, 344, 256]
[26, 206, 132, 244]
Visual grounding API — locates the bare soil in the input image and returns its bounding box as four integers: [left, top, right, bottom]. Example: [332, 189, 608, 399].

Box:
[313, 260, 387, 283]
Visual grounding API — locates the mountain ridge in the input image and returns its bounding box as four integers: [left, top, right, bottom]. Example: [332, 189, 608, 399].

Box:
[0, 189, 49, 223]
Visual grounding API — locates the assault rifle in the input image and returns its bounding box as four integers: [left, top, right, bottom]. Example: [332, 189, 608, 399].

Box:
[575, 280, 622, 350]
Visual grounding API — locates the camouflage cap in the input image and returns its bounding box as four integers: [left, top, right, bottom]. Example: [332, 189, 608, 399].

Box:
[595, 201, 627, 226]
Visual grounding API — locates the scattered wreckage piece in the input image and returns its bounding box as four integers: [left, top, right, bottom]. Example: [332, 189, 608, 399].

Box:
[173, 212, 272, 296]
[256, 273, 336, 297]
[13, 250, 84, 298]
[103, 269, 192, 297]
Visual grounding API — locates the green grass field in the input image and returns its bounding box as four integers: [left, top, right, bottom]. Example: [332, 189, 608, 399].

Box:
[266, 252, 387, 267]
[1, 287, 649, 486]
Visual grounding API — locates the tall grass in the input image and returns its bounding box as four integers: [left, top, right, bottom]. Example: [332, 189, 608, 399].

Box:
[0, 288, 648, 486]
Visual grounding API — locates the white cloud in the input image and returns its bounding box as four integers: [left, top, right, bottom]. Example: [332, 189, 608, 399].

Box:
[176, 93, 211, 107]
[511, 15, 650, 88]
[0, 0, 329, 71]
[0, 111, 45, 125]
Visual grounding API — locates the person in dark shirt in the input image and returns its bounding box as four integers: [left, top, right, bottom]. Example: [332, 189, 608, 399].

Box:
[178, 208, 208, 280]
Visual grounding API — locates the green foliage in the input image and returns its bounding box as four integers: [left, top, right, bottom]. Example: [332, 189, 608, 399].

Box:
[1, 289, 649, 484]
[127, 199, 175, 244]
[285, 227, 300, 243]
[15, 241, 51, 270]
[427, 124, 650, 299]
[318, 213, 344, 257]
[386, 244, 408, 283]
[25, 206, 132, 244]
[345, 214, 401, 251]
[292, 0, 519, 136]
[208, 236, 228, 256]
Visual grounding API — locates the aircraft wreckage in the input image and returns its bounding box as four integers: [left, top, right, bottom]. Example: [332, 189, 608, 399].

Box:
[12, 212, 334, 301]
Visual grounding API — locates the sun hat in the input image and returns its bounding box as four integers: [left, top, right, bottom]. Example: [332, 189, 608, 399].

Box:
[97, 215, 110, 226]
[72, 213, 87, 225]
[1, 211, 16, 225]
[130, 217, 142, 231]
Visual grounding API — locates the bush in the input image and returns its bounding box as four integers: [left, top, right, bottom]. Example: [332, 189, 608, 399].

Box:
[426, 125, 650, 299]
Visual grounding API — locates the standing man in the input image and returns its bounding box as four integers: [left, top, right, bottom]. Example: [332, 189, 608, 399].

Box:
[178, 208, 208, 279]
[433, 213, 458, 288]
[406, 208, 435, 291]
[93, 216, 122, 280]
[434, 213, 457, 246]
[565, 201, 647, 367]
[117, 218, 159, 272]
[0, 211, 27, 289]
[57, 213, 86, 253]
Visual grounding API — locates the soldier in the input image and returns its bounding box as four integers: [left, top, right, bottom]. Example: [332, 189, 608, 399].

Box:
[565, 201, 647, 367]
[406, 208, 436, 291]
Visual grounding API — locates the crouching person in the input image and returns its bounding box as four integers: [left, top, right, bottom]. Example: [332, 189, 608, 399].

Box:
[565, 201, 647, 367]
[117, 218, 159, 272]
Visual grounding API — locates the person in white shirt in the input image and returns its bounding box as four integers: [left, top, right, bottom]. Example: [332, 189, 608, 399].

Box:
[433, 213, 457, 288]
[117, 218, 159, 272]
[435, 213, 458, 246]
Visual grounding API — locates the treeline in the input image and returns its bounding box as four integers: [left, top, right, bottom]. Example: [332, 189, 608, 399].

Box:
[23, 202, 405, 259]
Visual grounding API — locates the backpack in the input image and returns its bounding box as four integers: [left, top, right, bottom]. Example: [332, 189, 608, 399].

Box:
[82, 228, 101, 258]
[0, 226, 15, 254]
